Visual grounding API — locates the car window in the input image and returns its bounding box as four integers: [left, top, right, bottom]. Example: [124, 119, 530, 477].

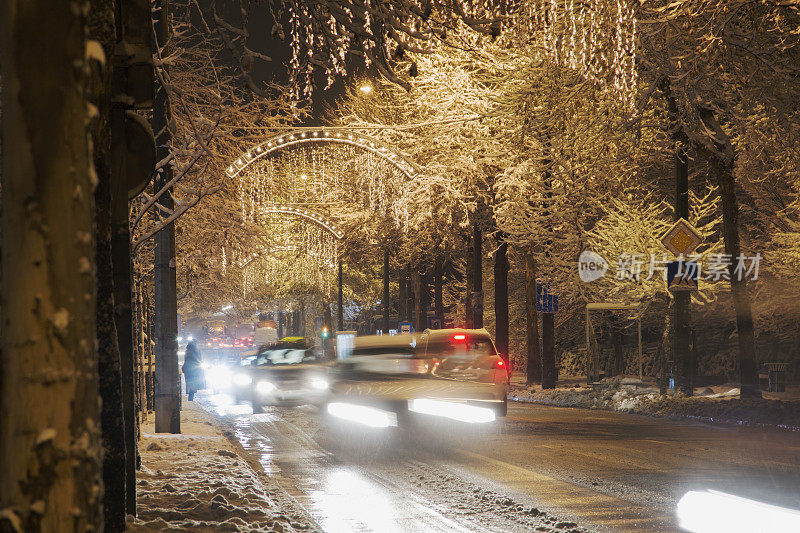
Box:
[351, 346, 416, 357]
[425, 336, 496, 358]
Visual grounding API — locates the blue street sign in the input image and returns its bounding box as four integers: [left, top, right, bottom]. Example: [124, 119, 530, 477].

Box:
[667, 260, 699, 292]
[536, 283, 559, 313]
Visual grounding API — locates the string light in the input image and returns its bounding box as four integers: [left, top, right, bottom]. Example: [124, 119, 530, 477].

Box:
[226, 130, 419, 296]
[239, 215, 339, 297]
[523, 0, 638, 110]
[280, 1, 635, 111]
[232, 130, 416, 231]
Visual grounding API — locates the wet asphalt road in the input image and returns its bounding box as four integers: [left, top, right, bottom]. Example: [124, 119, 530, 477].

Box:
[199, 394, 800, 532]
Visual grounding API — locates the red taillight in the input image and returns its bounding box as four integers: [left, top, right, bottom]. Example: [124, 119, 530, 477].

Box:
[493, 358, 505, 369]
[453, 334, 466, 341]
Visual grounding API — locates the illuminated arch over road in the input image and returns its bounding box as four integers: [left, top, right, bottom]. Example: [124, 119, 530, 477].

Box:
[257, 204, 344, 240]
[225, 128, 421, 180]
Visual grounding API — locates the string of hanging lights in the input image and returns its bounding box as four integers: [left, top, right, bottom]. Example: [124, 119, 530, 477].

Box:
[238, 214, 340, 297]
[523, 0, 638, 110]
[224, 130, 421, 297]
[233, 131, 416, 231]
[281, 0, 637, 112]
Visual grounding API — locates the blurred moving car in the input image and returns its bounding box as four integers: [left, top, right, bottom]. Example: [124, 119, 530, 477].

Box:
[231, 338, 328, 413]
[325, 328, 509, 429]
[253, 321, 278, 351]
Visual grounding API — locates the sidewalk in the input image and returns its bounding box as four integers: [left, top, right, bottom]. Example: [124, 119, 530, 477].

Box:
[509, 375, 800, 430]
[128, 402, 319, 532]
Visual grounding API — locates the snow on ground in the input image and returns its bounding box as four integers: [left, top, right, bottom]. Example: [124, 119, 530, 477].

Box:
[128, 402, 319, 532]
[509, 376, 800, 430]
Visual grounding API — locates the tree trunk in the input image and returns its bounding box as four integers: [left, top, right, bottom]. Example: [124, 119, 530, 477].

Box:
[715, 158, 761, 398]
[299, 299, 306, 337]
[413, 270, 426, 333]
[88, 0, 133, 526]
[406, 266, 414, 325]
[541, 313, 557, 388]
[661, 77, 693, 396]
[145, 292, 155, 412]
[612, 326, 624, 376]
[135, 280, 146, 416]
[398, 272, 407, 322]
[472, 220, 483, 328]
[88, 1, 131, 525]
[1, 0, 102, 528]
[434, 254, 445, 327]
[540, 144, 556, 389]
[465, 234, 474, 329]
[153, 0, 181, 433]
[525, 251, 542, 385]
[110, 74, 139, 522]
[95, 162, 128, 533]
[494, 234, 510, 362]
[696, 105, 761, 399]
[383, 250, 390, 334]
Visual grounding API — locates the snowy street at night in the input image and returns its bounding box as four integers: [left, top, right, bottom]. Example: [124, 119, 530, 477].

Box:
[125, 391, 800, 532]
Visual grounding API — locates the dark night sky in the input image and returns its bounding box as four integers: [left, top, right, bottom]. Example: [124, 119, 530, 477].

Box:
[209, 1, 372, 125]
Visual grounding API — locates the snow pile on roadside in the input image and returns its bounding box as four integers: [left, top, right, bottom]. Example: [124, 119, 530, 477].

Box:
[127, 404, 318, 532]
[510, 378, 800, 429]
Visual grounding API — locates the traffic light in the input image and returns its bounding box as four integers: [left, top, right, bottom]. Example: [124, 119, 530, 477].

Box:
[321, 326, 329, 339]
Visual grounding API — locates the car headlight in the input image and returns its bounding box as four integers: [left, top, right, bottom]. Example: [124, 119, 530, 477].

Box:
[208, 366, 231, 387]
[200, 361, 210, 369]
[309, 377, 328, 390]
[232, 373, 252, 387]
[408, 398, 496, 424]
[255, 381, 276, 394]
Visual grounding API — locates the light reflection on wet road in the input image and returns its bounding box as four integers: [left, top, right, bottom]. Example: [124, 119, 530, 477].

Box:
[198, 392, 800, 532]
[202, 393, 481, 532]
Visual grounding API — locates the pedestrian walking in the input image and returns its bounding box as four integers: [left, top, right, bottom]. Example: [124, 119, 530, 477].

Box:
[182, 340, 205, 401]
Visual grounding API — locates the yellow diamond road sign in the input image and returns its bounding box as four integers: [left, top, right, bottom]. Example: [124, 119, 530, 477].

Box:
[661, 218, 703, 256]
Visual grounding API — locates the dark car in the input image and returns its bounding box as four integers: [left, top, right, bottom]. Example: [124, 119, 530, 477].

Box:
[231, 340, 328, 413]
